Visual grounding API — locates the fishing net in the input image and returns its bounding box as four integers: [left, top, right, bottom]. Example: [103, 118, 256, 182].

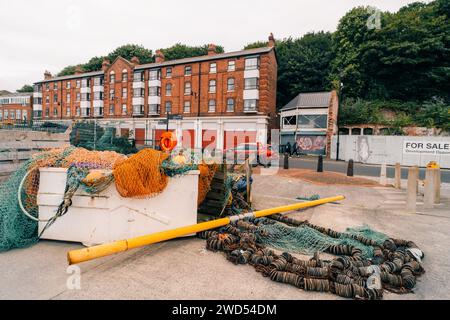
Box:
[0, 147, 126, 252]
[113, 149, 170, 198]
[70, 121, 137, 154]
[255, 219, 384, 258]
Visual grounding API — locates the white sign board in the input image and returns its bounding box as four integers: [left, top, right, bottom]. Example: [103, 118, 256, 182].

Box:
[403, 141, 450, 156]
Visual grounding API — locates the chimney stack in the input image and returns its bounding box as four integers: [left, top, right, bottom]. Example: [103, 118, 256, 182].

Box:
[155, 50, 165, 63]
[268, 33, 276, 47]
[44, 70, 52, 80]
[131, 56, 140, 65]
[102, 59, 111, 72]
[207, 44, 217, 56]
[75, 66, 83, 75]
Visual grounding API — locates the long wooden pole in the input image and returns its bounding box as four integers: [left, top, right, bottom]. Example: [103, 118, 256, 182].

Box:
[67, 196, 345, 265]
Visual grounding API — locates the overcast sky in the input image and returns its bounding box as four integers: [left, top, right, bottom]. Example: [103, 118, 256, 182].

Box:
[0, 0, 428, 91]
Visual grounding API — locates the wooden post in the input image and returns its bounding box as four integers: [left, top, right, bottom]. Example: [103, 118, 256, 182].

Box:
[406, 166, 419, 213]
[434, 168, 441, 204]
[245, 158, 252, 205]
[379, 162, 387, 186]
[424, 168, 436, 209]
[394, 163, 401, 189]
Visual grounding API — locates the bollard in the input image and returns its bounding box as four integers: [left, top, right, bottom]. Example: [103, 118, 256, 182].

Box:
[406, 166, 419, 213]
[434, 168, 441, 204]
[317, 155, 323, 173]
[379, 162, 387, 185]
[424, 168, 437, 208]
[347, 159, 354, 177]
[283, 153, 289, 170]
[394, 163, 402, 189]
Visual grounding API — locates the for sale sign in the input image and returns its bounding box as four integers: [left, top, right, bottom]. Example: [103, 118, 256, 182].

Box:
[403, 141, 450, 156]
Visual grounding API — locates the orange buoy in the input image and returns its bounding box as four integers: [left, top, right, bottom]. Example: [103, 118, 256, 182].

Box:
[160, 131, 177, 152]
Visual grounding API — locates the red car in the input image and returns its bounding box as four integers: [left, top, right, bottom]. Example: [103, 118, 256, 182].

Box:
[225, 143, 278, 165]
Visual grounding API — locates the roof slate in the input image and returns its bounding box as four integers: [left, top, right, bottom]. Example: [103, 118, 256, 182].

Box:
[280, 92, 332, 111]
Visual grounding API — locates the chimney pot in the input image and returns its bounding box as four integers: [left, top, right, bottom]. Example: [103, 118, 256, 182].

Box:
[44, 70, 52, 80]
[268, 33, 276, 47]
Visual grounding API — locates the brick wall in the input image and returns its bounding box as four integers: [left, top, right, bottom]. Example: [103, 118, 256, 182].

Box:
[0, 103, 32, 121]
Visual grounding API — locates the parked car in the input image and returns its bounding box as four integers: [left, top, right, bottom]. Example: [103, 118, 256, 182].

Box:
[225, 143, 278, 166]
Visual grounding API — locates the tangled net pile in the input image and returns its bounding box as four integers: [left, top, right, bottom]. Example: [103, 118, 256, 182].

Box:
[0, 146, 126, 251]
[198, 214, 425, 300]
[0, 147, 217, 252]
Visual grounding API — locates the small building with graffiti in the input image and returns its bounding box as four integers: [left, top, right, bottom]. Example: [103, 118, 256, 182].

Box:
[279, 91, 338, 157]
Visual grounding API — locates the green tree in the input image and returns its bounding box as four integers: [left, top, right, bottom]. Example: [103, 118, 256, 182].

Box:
[246, 33, 334, 108]
[331, 6, 380, 98]
[107, 44, 154, 64]
[160, 43, 224, 61]
[243, 41, 268, 50]
[16, 84, 34, 93]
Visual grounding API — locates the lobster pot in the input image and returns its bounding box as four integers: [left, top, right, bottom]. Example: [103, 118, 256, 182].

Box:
[37, 168, 200, 246]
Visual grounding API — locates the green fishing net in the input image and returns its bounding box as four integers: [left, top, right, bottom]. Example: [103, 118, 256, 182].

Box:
[255, 218, 388, 258]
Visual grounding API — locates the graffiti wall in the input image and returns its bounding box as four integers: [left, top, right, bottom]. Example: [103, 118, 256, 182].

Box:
[297, 135, 327, 155]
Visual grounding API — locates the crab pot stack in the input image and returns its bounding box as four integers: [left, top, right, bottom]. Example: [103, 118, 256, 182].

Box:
[198, 164, 229, 217]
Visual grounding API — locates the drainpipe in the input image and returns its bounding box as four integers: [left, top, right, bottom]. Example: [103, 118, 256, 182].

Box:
[197, 62, 202, 118]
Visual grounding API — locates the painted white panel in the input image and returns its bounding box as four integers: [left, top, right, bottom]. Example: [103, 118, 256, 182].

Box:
[244, 69, 260, 79]
[133, 81, 144, 89]
[93, 100, 104, 108]
[80, 101, 90, 108]
[148, 80, 161, 87]
[93, 85, 104, 92]
[80, 87, 90, 94]
[224, 121, 259, 131]
[331, 136, 450, 168]
[33, 92, 42, 98]
[33, 104, 42, 111]
[133, 97, 145, 105]
[243, 89, 259, 100]
[148, 96, 161, 105]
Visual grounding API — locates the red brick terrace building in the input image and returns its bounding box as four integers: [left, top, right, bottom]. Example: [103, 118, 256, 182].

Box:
[0, 92, 33, 122]
[33, 34, 278, 149]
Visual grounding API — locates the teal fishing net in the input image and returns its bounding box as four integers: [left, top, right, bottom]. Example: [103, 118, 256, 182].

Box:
[0, 147, 78, 251]
[254, 218, 388, 258]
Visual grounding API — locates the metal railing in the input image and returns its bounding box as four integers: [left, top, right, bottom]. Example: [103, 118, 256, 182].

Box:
[0, 119, 70, 133]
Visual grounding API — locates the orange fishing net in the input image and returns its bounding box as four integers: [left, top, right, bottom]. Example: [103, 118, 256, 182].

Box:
[23, 147, 126, 212]
[198, 163, 219, 205]
[113, 148, 170, 198]
[60, 148, 126, 169]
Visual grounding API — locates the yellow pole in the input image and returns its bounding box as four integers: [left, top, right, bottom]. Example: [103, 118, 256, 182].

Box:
[67, 195, 344, 265]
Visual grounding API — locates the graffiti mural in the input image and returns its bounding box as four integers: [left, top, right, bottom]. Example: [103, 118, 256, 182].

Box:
[297, 135, 326, 155]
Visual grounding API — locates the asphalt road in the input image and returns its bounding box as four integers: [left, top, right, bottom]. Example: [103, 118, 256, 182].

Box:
[281, 156, 450, 183]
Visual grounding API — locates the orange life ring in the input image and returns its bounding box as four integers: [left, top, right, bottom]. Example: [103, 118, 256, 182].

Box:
[160, 131, 177, 152]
